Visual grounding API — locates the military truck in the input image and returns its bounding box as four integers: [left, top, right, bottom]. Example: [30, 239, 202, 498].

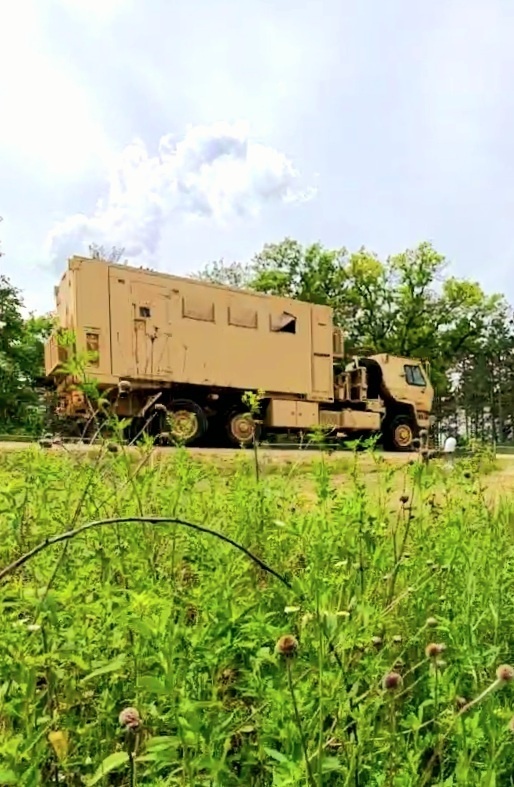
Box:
[44, 255, 434, 450]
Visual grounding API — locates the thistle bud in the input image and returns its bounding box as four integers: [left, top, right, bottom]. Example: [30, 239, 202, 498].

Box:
[276, 635, 298, 657]
[496, 664, 514, 683]
[382, 671, 403, 691]
[425, 642, 446, 659]
[119, 707, 141, 730]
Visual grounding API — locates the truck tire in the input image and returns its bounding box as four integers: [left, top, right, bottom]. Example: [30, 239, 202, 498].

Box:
[166, 399, 207, 446]
[226, 410, 260, 447]
[387, 415, 417, 452]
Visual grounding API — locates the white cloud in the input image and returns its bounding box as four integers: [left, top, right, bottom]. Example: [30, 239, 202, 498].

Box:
[45, 120, 315, 267]
[56, 0, 128, 19]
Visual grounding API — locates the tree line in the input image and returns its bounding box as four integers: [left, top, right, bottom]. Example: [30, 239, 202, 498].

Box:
[1, 235, 512, 442]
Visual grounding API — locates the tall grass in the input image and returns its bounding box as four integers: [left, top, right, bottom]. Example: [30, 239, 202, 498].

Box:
[0, 443, 513, 785]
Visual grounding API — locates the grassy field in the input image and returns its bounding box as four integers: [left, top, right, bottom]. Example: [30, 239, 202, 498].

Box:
[1, 443, 514, 785]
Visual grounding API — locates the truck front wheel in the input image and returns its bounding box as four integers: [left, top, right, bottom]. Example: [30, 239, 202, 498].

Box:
[387, 415, 417, 452]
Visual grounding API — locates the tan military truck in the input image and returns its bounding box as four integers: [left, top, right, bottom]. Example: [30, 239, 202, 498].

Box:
[44, 255, 434, 450]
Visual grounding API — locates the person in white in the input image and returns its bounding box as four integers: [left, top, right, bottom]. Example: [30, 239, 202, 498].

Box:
[443, 433, 457, 467]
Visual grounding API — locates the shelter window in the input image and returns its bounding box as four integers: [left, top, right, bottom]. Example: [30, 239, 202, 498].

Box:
[228, 306, 258, 329]
[270, 311, 297, 334]
[139, 306, 151, 318]
[86, 332, 100, 367]
[404, 364, 425, 386]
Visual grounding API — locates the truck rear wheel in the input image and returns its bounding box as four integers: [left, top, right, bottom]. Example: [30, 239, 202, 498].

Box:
[226, 410, 260, 447]
[166, 399, 207, 446]
[388, 415, 416, 452]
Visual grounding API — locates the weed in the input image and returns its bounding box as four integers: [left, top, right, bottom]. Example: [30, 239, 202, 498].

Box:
[0, 446, 514, 784]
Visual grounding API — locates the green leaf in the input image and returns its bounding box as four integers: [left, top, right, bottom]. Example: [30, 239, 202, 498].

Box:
[81, 654, 126, 683]
[86, 751, 130, 785]
[0, 769, 18, 784]
[137, 675, 167, 694]
[264, 747, 289, 763]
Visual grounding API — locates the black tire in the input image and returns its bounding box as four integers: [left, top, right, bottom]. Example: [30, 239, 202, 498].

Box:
[164, 399, 208, 446]
[385, 415, 417, 452]
[225, 409, 261, 447]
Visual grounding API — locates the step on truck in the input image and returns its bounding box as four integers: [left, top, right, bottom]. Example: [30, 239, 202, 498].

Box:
[44, 255, 434, 450]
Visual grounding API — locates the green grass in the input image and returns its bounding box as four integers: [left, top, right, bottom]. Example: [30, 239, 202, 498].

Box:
[0, 444, 514, 785]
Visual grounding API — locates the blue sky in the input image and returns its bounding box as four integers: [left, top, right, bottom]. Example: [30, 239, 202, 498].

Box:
[1, 0, 514, 314]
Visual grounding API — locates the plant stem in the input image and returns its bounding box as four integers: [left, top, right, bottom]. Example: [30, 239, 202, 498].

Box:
[286, 659, 316, 787]
[0, 516, 293, 589]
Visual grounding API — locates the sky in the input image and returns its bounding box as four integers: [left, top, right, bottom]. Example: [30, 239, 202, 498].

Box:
[2, 0, 514, 315]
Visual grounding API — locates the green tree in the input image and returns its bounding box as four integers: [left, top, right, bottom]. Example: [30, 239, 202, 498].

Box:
[199, 238, 504, 399]
[0, 274, 53, 432]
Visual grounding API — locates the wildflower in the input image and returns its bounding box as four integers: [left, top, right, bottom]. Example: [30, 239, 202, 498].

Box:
[426, 617, 438, 628]
[496, 664, 514, 683]
[392, 635, 403, 644]
[119, 707, 141, 730]
[425, 642, 446, 659]
[276, 635, 298, 657]
[382, 671, 403, 691]
[27, 623, 41, 632]
[284, 606, 300, 614]
[455, 696, 467, 710]
[372, 636, 383, 648]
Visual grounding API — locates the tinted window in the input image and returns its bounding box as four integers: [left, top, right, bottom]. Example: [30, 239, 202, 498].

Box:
[404, 364, 425, 386]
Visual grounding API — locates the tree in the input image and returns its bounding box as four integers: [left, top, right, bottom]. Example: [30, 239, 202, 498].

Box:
[0, 220, 53, 431]
[0, 267, 53, 432]
[88, 243, 126, 263]
[198, 238, 504, 400]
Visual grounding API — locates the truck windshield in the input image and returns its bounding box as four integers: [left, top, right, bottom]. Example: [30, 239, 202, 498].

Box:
[404, 364, 425, 386]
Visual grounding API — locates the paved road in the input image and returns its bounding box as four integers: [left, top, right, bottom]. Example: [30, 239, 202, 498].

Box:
[7, 440, 513, 462]
[0, 440, 418, 462]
